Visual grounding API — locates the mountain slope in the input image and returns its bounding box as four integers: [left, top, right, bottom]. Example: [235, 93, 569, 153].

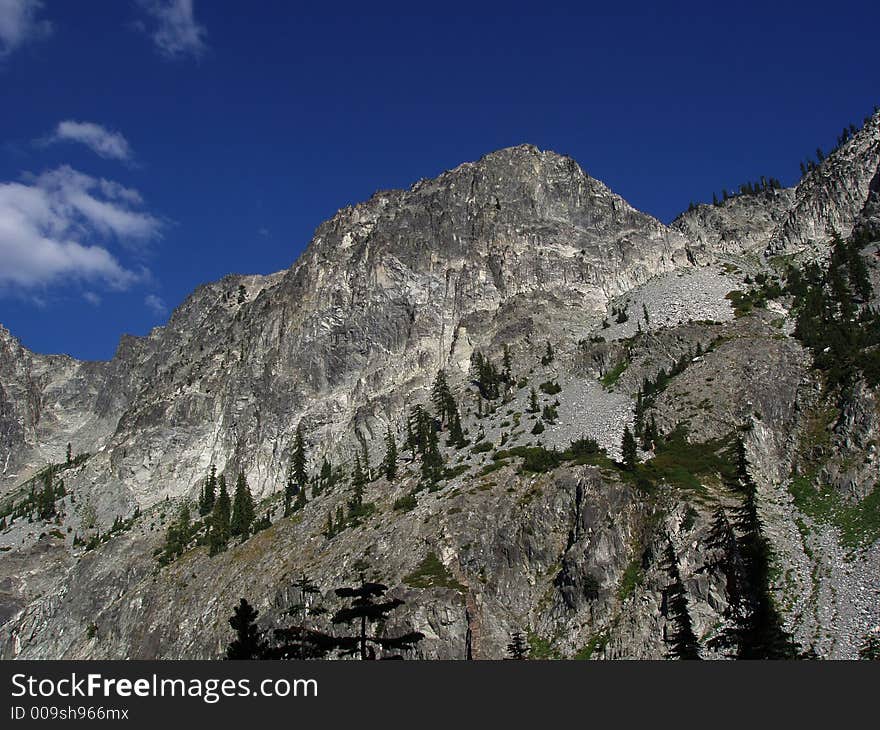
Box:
[2, 115, 880, 660]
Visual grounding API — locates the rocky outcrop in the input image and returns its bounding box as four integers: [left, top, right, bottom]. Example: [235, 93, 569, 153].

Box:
[672, 110, 880, 259]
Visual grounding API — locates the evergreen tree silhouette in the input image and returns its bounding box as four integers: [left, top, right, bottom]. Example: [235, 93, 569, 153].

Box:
[528, 387, 539, 414]
[382, 427, 398, 481]
[705, 440, 800, 659]
[264, 575, 334, 659]
[331, 577, 424, 659]
[432, 369, 453, 425]
[621, 426, 637, 471]
[199, 465, 217, 517]
[661, 538, 701, 660]
[209, 475, 231, 555]
[226, 598, 267, 659]
[230, 471, 255, 538]
[506, 631, 530, 659]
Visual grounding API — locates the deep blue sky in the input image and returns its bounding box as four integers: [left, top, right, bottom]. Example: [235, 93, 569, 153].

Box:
[1, 0, 878, 361]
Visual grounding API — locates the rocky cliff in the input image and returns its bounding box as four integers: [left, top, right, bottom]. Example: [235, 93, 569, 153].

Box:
[1, 112, 879, 661]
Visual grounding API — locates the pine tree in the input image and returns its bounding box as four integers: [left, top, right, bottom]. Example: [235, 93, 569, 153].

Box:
[319, 457, 333, 491]
[226, 598, 267, 659]
[284, 426, 307, 517]
[264, 576, 334, 659]
[432, 369, 452, 425]
[382, 427, 397, 481]
[231, 472, 255, 538]
[350, 454, 367, 510]
[292, 424, 308, 486]
[541, 341, 554, 365]
[621, 426, 637, 471]
[331, 578, 424, 659]
[66, 442, 72, 465]
[528, 387, 539, 414]
[662, 538, 701, 660]
[209, 475, 231, 555]
[502, 344, 512, 382]
[199, 465, 216, 517]
[730, 441, 799, 658]
[162, 502, 193, 563]
[506, 631, 530, 660]
[358, 432, 371, 480]
[703, 439, 801, 658]
[37, 472, 56, 521]
[447, 405, 467, 448]
[420, 419, 444, 487]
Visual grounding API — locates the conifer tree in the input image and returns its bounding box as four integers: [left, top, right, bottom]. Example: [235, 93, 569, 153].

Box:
[209, 475, 231, 555]
[264, 576, 334, 659]
[37, 472, 56, 521]
[502, 344, 512, 382]
[226, 598, 267, 660]
[162, 502, 193, 563]
[319, 457, 333, 491]
[382, 427, 397, 481]
[350, 454, 367, 510]
[66, 442, 72, 465]
[729, 441, 800, 658]
[199, 465, 217, 517]
[292, 424, 307, 486]
[662, 538, 701, 660]
[506, 631, 530, 660]
[231, 471, 255, 538]
[541, 341, 554, 366]
[528, 387, 539, 414]
[420, 420, 444, 487]
[293, 478, 307, 512]
[358, 432, 371, 480]
[621, 426, 637, 471]
[331, 578, 424, 659]
[432, 369, 453, 425]
[447, 405, 467, 448]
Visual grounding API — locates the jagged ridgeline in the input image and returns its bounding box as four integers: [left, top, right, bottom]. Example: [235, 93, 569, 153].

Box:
[2, 109, 880, 660]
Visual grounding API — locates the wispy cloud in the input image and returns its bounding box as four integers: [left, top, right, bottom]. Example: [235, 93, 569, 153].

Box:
[0, 0, 52, 58]
[144, 293, 167, 314]
[136, 0, 207, 60]
[0, 166, 161, 291]
[83, 291, 101, 306]
[47, 120, 133, 161]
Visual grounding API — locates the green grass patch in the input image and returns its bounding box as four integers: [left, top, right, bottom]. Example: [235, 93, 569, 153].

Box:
[601, 361, 628, 388]
[404, 552, 467, 592]
[527, 631, 561, 659]
[539, 380, 562, 395]
[393, 493, 417, 512]
[790, 476, 880, 549]
[574, 629, 609, 660]
[617, 559, 644, 601]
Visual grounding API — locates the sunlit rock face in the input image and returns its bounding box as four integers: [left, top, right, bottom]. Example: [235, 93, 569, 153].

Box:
[2, 113, 880, 661]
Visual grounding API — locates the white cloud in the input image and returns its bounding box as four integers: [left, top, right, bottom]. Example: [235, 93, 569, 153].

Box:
[49, 121, 133, 161]
[144, 293, 166, 314]
[0, 0, 51, 58]
[0, 166, 161, 291]
[137, 0, 207, 60]
[83, 291, 101, 306]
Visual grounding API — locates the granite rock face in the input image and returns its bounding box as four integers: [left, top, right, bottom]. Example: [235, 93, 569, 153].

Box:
[2, 114, 880, 660]
[672, 110, 880, 258]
